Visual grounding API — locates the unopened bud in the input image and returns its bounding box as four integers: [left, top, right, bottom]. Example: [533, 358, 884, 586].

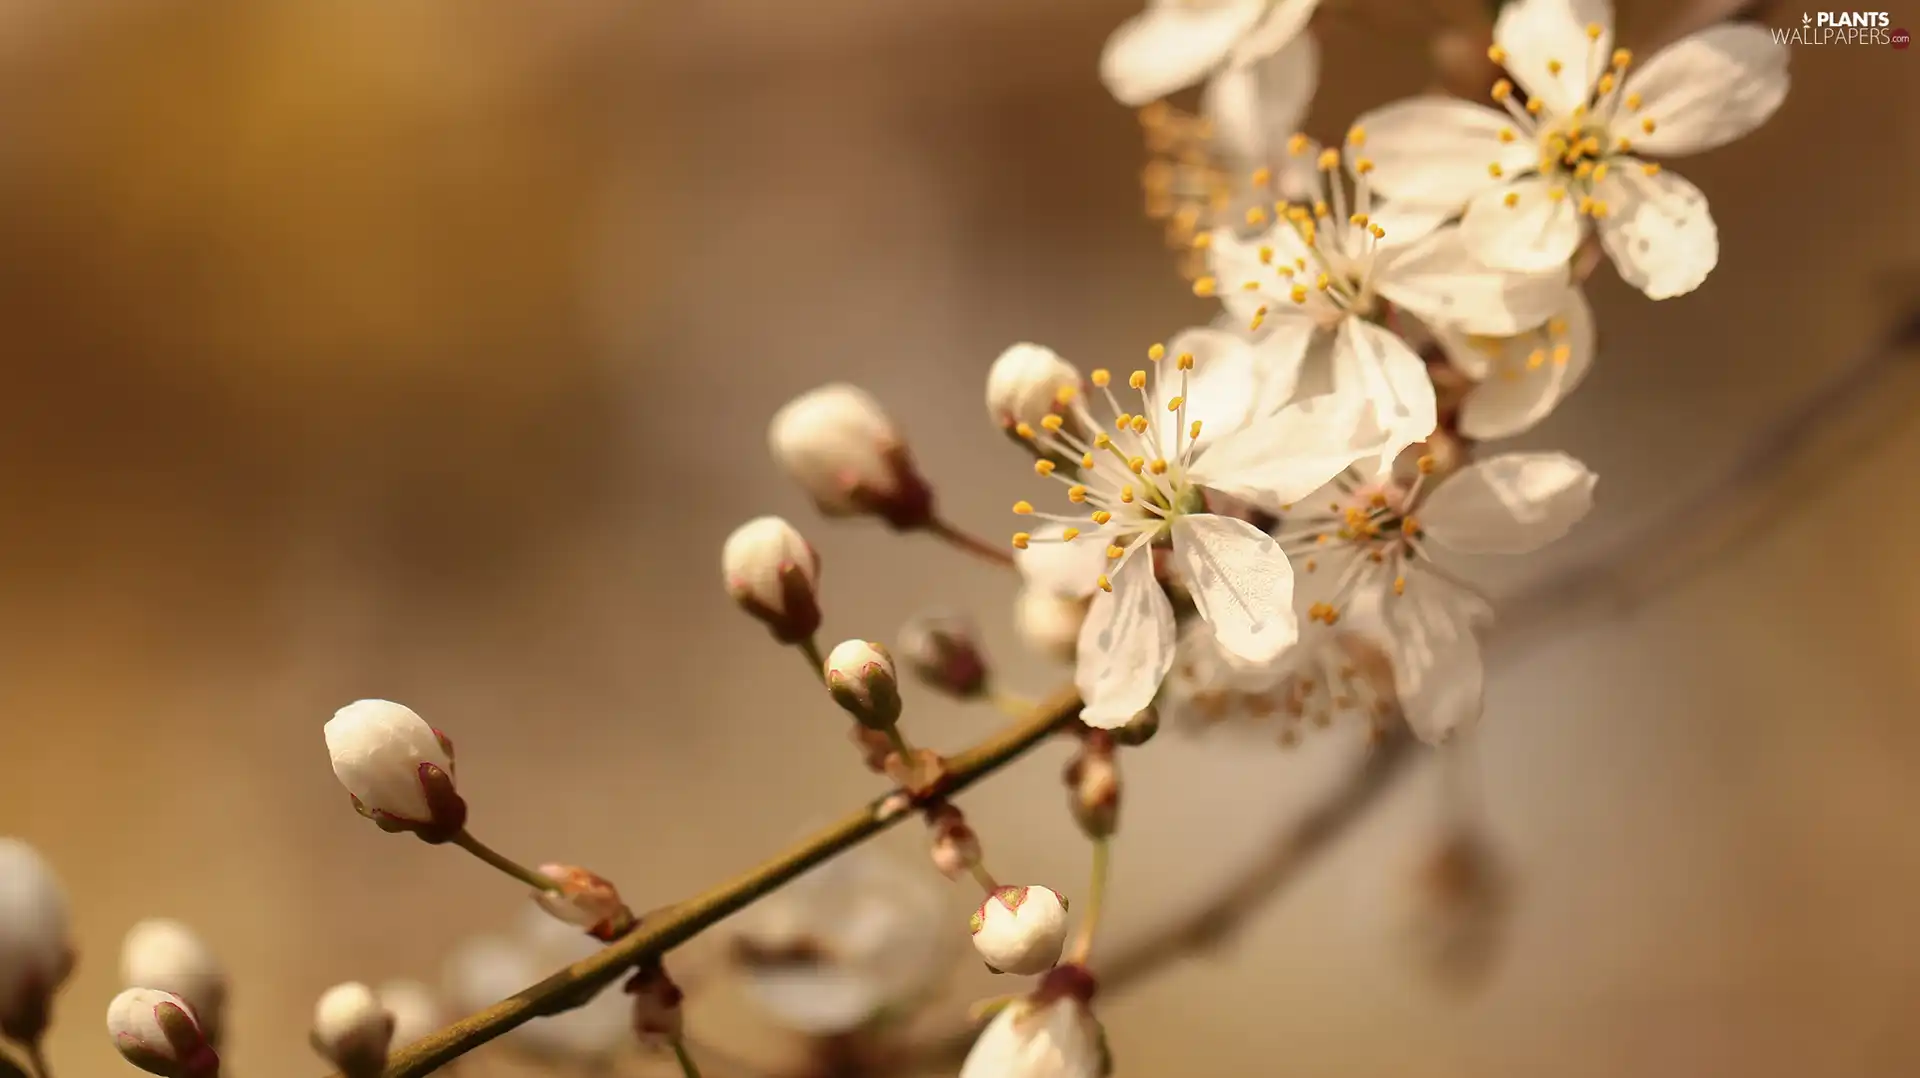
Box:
[120, 920, 228, 1047]
[721, 516, 823, 644]
[969, 886, 1068, 976]
[1064, 733, 1121, 839]
[622, 964, 684, 1044]
[531, 865, 636, 941]
[925, 803, 983, 882]
[824, 640, 903, 730]
[1108, 707, 1160, 747]
[1014, 588, 1088, 664]
[324, 700, 466, 843]
[107, 989, 219, 1078]
[898, 611, 988, 699]
[769, 384, 933, 529]
[0, 839, 74, 1045]
[310, 982, 395, 1078]
[374, 981, 443, 1051]
[986, 343, 1086, 453]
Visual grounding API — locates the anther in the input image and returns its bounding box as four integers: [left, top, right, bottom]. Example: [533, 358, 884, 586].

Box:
[1012, 532, 1031, 549]
[1290, 284, 1308, 304]
[1585, 22, 1602, 39]
[1097, 575, 1113, 593]
[1061, 527, 1081, 541]
[1487, 44, 1507, 63]
[1105, 544, 1125, 560]
[1129, 416, 1147, 434]
[1149, 458, 1168, 475]
[1503, 191, 1520, 208]
[1114, 414, 1132, 431]
[1091, 510, 1112, 525]
[1641, 117, 1657, 134]
[1041, 414, 1065, 432]
[1176, 352, 1194, 371]
[1369, 223, 1384, 238]
[1192, 277, 1217, 297]
[1054, 384, 1077, 404]
[1546, 58, 1563, 75]
[1250, 167, 1272, 187]
[1189, 420, 1202, 438]
[1128, 370, 1147, 390]
[1091, 369, 1111, 387]
[1641, 162, 1661, 176]
[1013, 500, 1035, 514]
[1127, 456, 1145, 474]
[1613, 49, 1632, 68]
[1625, 92, 1643, 111]
[1347, 126, 1367, 146]
[1166, 396, 1185, 411]
[1120, 487, 1135, 504]
[1081, 452, 1095, 468]
[1286, 133, 1310, 156]
[1354, 158, 1375, 174]
[1488, 162, 1504, 178]
[1245, 206, 1268, 226]
[1491, 79, 1513, 100]
[1525, 99, 1543, 115]
[1316, 148, 1340, 171]
[1035, 460, 1056, 477]
[1417, 455, 1437, 474]
[1068, 485, 1088, 503]
[1015, 422, 1036, 439]
[1393, 576, 1407, 596]
[1499, 127, 1516, 143]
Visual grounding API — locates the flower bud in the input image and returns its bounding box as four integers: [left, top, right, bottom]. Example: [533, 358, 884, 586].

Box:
[324, 700, 466, 843]
[1406, 830, 1510, 990]
[0, 838, 74, 1045]
[769, 384, 933, 529]
[531, 865, 635, 941]
[1063, 733, 1120, 839]
[622, 964, 684, 1044]
[120, 920, 228, 1046]
[311, 982, 395, 1078]
[824, 640, 903, 730]
[986, 343, 1084, 447]
[969, 886, 1068, 976]
[721, 516, 823, 644]
[897, 611, 988, 699]
[107, 989, 219, 1078]
[1014, 588, 1087, 664]
[1108, 707, 1159, 747]
[374, 980, 443, 1051]
[924, 803, 983, 882]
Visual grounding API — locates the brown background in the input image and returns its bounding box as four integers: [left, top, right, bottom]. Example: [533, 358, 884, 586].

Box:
[3, 0, 1920, 1075]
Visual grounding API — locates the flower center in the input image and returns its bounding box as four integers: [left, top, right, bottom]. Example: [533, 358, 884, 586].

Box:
[1274, 458, 1439, 622]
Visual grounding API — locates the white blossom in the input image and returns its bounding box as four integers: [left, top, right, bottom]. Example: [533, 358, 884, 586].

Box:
[1433, 286, 1596, 441]
[120, 920, 227, 1045]
[0, 838, 73, 1044]
[107, 988, 218, 1078]
[970, 886, 1069, 976]
[1352, 0, 1788, 299]
[1007, 328, 1388, 725]
[1101, 0, 1320, 110]
[733, 848, 951, 1036]
[1014, 587, 1089, 665]
[324, 700, 464, 835]
[311, 982, 394, 1078]
[988, 344, 1085, 436]
[722, 516, 823, 643]
[769, 384, 931, 525]
[1204, 140, 1568, 463]
[959, 996, 1105, 1078]
[374, 981, 443, 1052]
[1277, 452, 1597, 741]
[444, 907, 629, 1060]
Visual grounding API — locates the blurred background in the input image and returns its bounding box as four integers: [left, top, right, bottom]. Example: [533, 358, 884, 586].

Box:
[3, 0, 1920, 1075]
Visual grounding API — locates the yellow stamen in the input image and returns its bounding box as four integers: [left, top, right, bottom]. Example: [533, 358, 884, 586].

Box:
[1067, 485, 1088, 503]
[1013, 500, 1034, 514]
[1091, 510, 1112, 525]
[1012, 532, 1031, 549]
[1091, 369, 1111, 387]
[1034, 460, 1056, 477]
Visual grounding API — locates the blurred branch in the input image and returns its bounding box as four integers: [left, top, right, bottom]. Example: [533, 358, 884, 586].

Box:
[361, 685, 1084, 1078]
[907, 726, 1420, 1067]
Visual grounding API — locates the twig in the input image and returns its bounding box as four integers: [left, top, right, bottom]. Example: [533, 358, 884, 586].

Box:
[358, 685, 1084, 1078]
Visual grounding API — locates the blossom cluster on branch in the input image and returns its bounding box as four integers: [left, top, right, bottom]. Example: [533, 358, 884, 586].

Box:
[0, 2, 1790, 1077]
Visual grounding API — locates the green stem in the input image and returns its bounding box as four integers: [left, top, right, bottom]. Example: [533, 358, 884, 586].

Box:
[669, 1039, 703, 1078]
[798, 636, 828, 683]
[884, 724, 916, 762]
[452, 831, 561, 893]
[968, 862, 1001, 894]
[1068, 837, 1111, 965]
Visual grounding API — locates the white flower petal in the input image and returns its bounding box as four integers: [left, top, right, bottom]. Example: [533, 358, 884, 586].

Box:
[1171, 514, 1298, 664]
[1367, 200, 1456, 250]
[1620, 24, 1788, 157]
[1360, 573, 1490, 744]
[1493, 0, 1613, 118]
[1075, 547, 1177, 728]
[1206, 224, 1313, 326]
[1100, 2, 1267, 107]
[1329, 318, 1437, 464]
[1454, 287, 1596, 440]
[1156, 326, 1258, 450]
[1244, 317, 1317, 415]
[1595, 160, 1718, 300]
[1204, 32, 1319, 164]
[1420, 451, 1596, 553]
[1015, 523, 1112, 600]
[1348, 98, 1531, 208]
[1458, 177, 1585, 275]
[1231, 0, 1321, 64]
[959, 999, 1105, 1078]
[1375, 224, 1568, 335]
[1189, 396, 1383, 507]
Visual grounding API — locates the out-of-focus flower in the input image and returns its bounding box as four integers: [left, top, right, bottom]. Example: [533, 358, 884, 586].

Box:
[925, 803, 985, 882]
[1353, 0, 1789, 299]
[1101, 0, 1320, 110]
[325, 700, 466, 842]
[444, 907, 630, 1061]
[988, 344, 1086, 450]
[1434, 287, 1596, 441]
[769, 385, 933, 529]
[1014, 588, 1088, 665]
[120, 920, 228, 1047]
[107, 989, 218, 1078]
[623, 964, 683, 1044]
[1279, 452, 1597, 741]
[731, 847, 951, 1036]
[1063, 735, 1121, 839]
[1204, 141, 1568, 463]
[824, 640, 904, 730]
[1007, 327, 1388, 725]
[721, 516, 823, 644]
[0, 838, 74, 1045]
[310, 982, 395, 1078]
[1403, 829, 1512, 990]
[530, 865, 635, 941]
[374, 980, 443, 1052]
[970, 887, 1069, 976]
[898, 611, 990, 700]
[959, 967, 1106, 1078]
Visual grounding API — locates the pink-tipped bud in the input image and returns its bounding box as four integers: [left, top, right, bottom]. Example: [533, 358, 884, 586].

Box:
[108, 989, 219, 1078]
[925, 803, 983, 882]
[531, 865, 636, 941]
[769, 385, 933, 530]
[324, 700, 466, 843]
[898, 611, 989, 700]
[824, 640, 903, 730]
[120, 920, 227, 1047]
[310, 982, 395, 1078]
[622, 964, 684, 1044]
[722, 516, 823, 644]
[969, 886, 1069, 976]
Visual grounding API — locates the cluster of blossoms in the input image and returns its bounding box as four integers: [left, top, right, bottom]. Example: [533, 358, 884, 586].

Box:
[0, 3, 1787, 1078]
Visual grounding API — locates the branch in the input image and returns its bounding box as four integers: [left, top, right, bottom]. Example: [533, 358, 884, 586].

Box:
[362, 685, 1084, 1078]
